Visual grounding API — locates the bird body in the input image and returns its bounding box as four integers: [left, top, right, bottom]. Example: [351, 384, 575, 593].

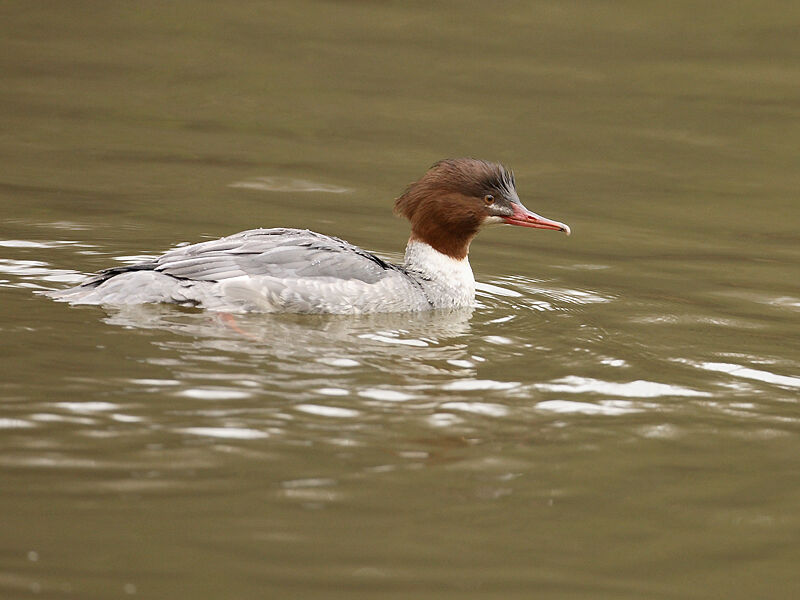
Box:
[49, 159, 570, 314]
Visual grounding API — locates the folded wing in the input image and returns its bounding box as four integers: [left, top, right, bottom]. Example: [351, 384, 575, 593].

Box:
[153, 228, 399, 284]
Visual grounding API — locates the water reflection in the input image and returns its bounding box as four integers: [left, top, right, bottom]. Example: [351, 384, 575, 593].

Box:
[0, 257, 85, 286]
[676, 359, 800, 391]
[4, 234, 798, 448]
[102, 303, 474, 361]
[533, 376, 711, 398]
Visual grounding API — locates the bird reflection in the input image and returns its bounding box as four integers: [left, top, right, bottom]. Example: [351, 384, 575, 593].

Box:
[101, 304, 476, 379]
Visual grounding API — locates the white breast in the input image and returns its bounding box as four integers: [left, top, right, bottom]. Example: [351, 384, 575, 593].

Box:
[403, 241, 475, 309]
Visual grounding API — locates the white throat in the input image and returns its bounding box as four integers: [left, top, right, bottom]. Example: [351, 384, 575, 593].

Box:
[403, 240, 475, 308]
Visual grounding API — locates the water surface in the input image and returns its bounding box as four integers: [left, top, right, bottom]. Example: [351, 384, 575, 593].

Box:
[1, 2, 799, 598]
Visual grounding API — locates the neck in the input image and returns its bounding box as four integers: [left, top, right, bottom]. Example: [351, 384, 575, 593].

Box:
[404, 238, 472, 276]
[403, 239, 476, 308]
[408, 230, 473, 260]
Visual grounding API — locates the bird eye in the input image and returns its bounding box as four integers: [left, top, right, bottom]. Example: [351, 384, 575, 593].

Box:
[484, 194, 495, 205]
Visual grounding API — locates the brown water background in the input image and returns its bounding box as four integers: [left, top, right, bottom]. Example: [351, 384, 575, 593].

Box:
[1, 2, 799, 598]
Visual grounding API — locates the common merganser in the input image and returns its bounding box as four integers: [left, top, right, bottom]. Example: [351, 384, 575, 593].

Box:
[49, 158, 570, 314]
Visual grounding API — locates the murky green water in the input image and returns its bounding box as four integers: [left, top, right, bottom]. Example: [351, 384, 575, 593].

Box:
[2, 2, 799, 598]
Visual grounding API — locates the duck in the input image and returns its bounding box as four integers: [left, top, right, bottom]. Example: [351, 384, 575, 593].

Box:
[49, 158, 570, 314]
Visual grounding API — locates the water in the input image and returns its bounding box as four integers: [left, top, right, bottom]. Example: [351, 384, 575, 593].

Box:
[2, 1, 799, 598]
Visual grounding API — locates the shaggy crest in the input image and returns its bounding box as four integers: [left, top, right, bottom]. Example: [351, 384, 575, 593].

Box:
[393, 158, 517, 259]
[394, 158, 515, 220]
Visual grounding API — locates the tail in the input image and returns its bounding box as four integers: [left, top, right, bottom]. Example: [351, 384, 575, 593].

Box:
[46, 261, 159, 302]
[73, 261, 159, 289]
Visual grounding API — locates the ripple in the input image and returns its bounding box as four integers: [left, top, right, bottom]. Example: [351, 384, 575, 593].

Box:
[315, 357, 360, 367]
[295, 404, 360, 418]
[679, 360, 800, 389]
[0, 418, 36, 429]
[439, 401, 510, 417]
[716, 291, 800, 312]
[55, 401, 118, 412]
[534, 376, 710, 398]
[486, 315, 515, 324]
[228, 176, 350, 193]
[475, 281, 522, 298]
[632, 314, 761, 328]
[426, 413, 463, 427]
[510, 277, 613, 306]
[358, 389, 415, 402]
[600, 358, 629, 367]
[316, 387, 350, 396]
[442, 379, 519, 391]
[111, 414, 145, 423]
[536, 400, 642, 415]
[770, 296, 800, 310]
[638, 424, 682, 438]
[477, 276, 613, 313]
[30, 413, 97, 425]
[282, 478, 336, 488]
[483, 335, 513, 345]
[446, 359, 475, 368]
[130, 378, 182, 387]
[358, 333, 429, 347]
[177, 388, 253, 400]
[176, 427, 269, 440]
[0, 259, 85, 284]
[0, 239, 93, 249]
[280, 487, 342, 502]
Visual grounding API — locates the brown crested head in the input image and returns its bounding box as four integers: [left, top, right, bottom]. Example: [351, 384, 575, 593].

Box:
[394, 158, 521, 260]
